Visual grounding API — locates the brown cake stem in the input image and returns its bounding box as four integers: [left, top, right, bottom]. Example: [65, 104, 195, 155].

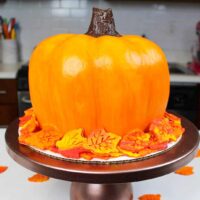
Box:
[85, 7, 121, 37]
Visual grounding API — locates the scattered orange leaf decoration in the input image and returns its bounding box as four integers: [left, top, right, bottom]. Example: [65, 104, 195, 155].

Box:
[28, 173, 49, 182]
[138, 194, 161, 200]
[23, 126, 63, 149]
[195, 149, 200, 158]
[19, 109, 185, 160]
[175, 166, 194, 176]
[83, 129, 121, 156]
[119, 129, 169, 157]
[0, 166, 8, 174]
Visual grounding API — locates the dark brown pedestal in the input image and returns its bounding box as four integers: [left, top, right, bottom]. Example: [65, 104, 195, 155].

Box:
[5, 117, 199, 200]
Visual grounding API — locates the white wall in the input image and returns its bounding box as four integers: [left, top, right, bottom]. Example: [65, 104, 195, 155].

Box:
[0, 0, 200, 63]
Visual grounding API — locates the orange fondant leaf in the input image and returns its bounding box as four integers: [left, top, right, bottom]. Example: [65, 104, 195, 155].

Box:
[19, 108, 34, 125]
[175, 166, 194, 176]
[18, 108, 40, 144]
[80, 152, 94, 160]
[164, 112, 185, 138]
[138, 149, 155, 157]
[80, 152, 111, 160]
[84, 129, 121, 156]
[0, 166, 8, 174]
[24, 107, 34, 115]
[28, 173, 49, 182]
[56, 129, 86, 150]
[164, 112, 181, 126]
[19, 108, 39, 131]
[118, 148, 141, 158]
[138, 194, 161, 200]
[150, 114, 184, 144]
[52, 146, 91, 159]
[148, 142, 168, 151]
[23, 126, 63, 149]
[119, 130, 150, 153]
[19, 115, 32, 126]
[195, 149, 200, 158]
[150, 118, 175, 142]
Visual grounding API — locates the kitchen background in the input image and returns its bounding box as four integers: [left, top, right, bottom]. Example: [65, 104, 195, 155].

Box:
[1, 1, 200, 200]
[0, 0, 200, 63]
[0, 0, 200, 127]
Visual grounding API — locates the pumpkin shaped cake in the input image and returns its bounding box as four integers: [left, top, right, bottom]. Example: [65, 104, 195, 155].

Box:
[18, 8, 185, 161]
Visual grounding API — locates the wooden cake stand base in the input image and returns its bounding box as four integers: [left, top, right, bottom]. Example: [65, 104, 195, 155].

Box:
[5, 117, 199, 200]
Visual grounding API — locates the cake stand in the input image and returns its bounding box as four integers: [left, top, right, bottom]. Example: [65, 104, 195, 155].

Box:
[5, 117, 199, 200]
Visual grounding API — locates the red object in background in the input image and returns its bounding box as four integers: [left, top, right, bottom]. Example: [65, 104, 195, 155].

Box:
[196, 21, 200, 39]
[196, 21, 200, 51]
[188, 60, 200, 75]
[188, 21, 200, 74]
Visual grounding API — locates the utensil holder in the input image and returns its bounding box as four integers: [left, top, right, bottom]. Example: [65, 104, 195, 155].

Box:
[0, 39, 19, 64]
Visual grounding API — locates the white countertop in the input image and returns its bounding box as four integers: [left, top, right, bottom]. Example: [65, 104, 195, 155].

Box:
[170, 74, 200, 83]
[0, 63, 21, 79]
[1, 128, 200, 200]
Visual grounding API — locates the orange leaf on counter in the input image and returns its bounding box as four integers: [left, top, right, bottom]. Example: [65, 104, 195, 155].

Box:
[83, 129, 121, 156]
[28, 173, 49, 182]
[195, 149, 200, 158]
[138, 194, 161, 200]
[0, 166, 8, 174]
[175, 166, 194, 176]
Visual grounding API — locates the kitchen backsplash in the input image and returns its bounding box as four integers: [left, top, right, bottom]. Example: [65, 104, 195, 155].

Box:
[0, 0, 200, 63]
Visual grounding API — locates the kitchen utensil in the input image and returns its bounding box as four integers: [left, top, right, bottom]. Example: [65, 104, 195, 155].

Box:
[0, 39, 18, 64]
